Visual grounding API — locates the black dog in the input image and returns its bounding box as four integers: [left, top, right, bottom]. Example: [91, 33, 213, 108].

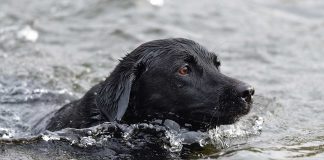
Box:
[41, 38, 254, 132]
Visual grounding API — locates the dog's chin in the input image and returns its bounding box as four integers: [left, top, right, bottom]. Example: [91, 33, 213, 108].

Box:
[222, 100, 252, 117]
[186, 103, 252, 129]
[213, 103, 252, 125]
[237, 102, 252, 115]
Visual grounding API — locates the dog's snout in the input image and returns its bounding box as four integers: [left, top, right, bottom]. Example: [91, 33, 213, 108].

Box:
[238, 84, 254, 103]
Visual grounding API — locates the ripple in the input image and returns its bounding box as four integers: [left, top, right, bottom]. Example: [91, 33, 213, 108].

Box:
[0, 88, 74, 104]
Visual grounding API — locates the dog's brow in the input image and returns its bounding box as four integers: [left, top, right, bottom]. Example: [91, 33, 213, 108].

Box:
[183, 53, 205, 74]
[212, 55, 221, 67]
[212, 53, 218, 59]
[184, 54, 197, 65]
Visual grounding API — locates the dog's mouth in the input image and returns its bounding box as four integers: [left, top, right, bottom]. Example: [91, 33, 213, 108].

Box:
[183, 111, 242, 130]
[213, 99, 253, 126]
[126, 95, 253, 130]
[185, 98, 253, 129]
[237, 98, 253, 114]
[218, 94, 253, 116]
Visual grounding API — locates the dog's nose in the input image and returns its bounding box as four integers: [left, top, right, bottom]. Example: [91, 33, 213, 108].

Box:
[238, 85, 255, 103]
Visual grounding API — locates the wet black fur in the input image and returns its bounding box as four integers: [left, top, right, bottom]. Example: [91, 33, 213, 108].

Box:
[42, 38, 254, 131]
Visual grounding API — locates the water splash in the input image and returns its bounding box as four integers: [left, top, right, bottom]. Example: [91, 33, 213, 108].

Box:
[31, 123, 120, 148]
[208, 116, 264, 149]
[0, 116, 264, 154]
[160, 115, 264, 153]
[0, 128, 14, 139]
[148, 0, 164, 7]
[16, 26, 39, 42]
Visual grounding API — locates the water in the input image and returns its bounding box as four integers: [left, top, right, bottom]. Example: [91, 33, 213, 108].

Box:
[0, 0, 324, 159]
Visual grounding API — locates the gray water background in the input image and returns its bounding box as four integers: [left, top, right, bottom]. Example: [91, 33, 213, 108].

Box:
[0, 0, 324, 159]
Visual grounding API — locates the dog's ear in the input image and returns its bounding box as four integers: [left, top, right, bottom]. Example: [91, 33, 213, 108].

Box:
[95, 55, 146, 122]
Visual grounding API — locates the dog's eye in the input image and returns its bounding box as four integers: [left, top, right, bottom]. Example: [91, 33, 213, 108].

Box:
[178, 66, 190, 76]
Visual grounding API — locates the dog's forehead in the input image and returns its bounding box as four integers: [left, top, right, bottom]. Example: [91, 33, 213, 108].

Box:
[172, 43, 217, 66]
[186, 47, 216, 62]
[137, 38, 218, 65]
[156, 46, 217, 66]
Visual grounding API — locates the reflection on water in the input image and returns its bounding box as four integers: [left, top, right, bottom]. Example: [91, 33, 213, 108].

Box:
[1, 0, 324, 159]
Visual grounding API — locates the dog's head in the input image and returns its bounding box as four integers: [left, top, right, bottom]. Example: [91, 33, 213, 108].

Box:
[96, 38, 254, 130]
